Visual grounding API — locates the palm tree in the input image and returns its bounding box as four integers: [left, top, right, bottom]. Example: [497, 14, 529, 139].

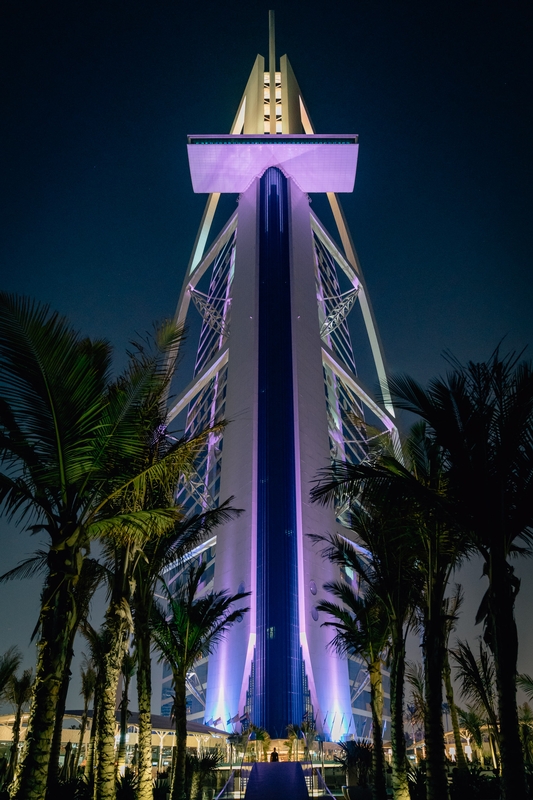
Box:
[188, 751, 223, 800]
[451, 639, 499, 769]
[457, 706, 484, 763]
[518, 703, 533, 764]
[310, 511, 418, 800]
[286, 724, 301, 762]
[517, 673, 533, 701]
[77, 657, 97, 769]
[442, 591, 468, 771]
[405, 661, 426, 740]
[316, 577, 389, 800]
[116, 651, 136, 773]
[46, 557, 104, 791]
[246, 725, 271, 762]
[300, 720, 317, 761]
[5, 668, 33, 785]
[93, 546, 138, 800]
[311, 423, 468, 800]
[0, 555, 103, 792]
[402, 427, 470, 799]
[389, 351, 533, 799]
[132, 504, 238, 800]
[349, 424, 468, 799]
[80, 622, 107, 782]
[91, 342, 227, 800]
[335, 740, 373, 789]
[0, 647, 21, 699]
[150, 563, 250, 800]
[0, 294, 111, 799]
[0, 295, 198, 800]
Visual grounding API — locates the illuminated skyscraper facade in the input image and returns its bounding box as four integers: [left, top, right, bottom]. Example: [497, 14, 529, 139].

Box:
[162, 18, 399, 740]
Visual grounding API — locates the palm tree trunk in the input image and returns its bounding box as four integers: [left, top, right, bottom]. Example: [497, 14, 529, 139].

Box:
[77, 706, 89, 770]
[190, 770, 201, 800]
[368, 660, 387, 800]
[6, 704, 23, 786]
[136, 632, 153, 800]
[94, 617, 129, 800]
[443, 652, 467, 770]
[94, 655, 121, 800]
[86, 679, 102, 781]
[171, 670, 188, 800]
[423, 616, 449, 800]
[116, 675, 131, 773]
[389, 635, 410, 800]
[488, 731, 498, 770]
[489, 555, 527, 799]
[10, 570, 78, 800]
[47, 654, 73, 790]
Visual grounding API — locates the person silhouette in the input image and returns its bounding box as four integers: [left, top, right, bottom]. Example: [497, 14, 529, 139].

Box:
[270, 747, 279, 762]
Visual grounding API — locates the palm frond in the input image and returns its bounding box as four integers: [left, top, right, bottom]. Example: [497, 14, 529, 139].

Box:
[406, 661, 426, 725]
[443, 585, 464, 643]
[142, 501, 241, 581]
[6, 668, 33, 708]
[316, 585, 389, 663]
[518, 674, 533, 702]
[451, 639, 499, 740]
[150, 567, 250, 673]
[457, 706, 484, 749]
[87, 507, 184, 545]
[73, 558, 106, 624]
[0, 550, 48, 582]
[121, 651, 137, 680]
[0, 293, 113, 503]
[309, 531, 372, 583]
[0, 646, 22, 698]
[80, 662, 97, 704]
[80, 621, 108, 663]
[0, 473, 52, 528]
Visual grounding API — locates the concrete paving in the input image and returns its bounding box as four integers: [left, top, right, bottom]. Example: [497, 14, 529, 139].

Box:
[244, 762, 309, 800]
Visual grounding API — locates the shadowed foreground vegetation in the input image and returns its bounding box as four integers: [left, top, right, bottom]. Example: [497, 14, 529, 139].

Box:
[1, 293, 532, 800]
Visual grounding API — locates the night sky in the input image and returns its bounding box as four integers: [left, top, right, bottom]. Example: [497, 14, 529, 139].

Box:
[1, 0, 532, 709]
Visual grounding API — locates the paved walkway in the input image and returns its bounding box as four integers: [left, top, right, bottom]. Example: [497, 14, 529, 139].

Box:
[244, 762, 309, 800]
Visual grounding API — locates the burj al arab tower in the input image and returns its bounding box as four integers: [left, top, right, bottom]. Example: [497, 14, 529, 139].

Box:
[162, 14, 399, 741]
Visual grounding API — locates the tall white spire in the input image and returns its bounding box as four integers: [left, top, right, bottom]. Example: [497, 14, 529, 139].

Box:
[162, 16, 400, 740]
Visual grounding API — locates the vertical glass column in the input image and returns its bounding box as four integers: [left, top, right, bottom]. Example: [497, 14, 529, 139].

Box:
[255, 167, 303, 736]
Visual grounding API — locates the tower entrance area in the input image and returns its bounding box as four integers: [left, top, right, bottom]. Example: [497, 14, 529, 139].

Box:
[244, 763, 309, 800]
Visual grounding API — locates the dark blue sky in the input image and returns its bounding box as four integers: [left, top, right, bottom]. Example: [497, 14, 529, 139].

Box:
[1, 0, 532, 702]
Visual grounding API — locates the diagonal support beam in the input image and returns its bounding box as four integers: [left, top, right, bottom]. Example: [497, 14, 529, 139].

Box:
[321, 344, 400, 442]
[298, 95, 395, 417]
[167, 348, 229, 423]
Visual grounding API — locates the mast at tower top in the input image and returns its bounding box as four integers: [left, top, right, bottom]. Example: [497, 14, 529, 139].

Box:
[180, 15, 396, 417]
[269, 10, 276, 134]
[229, 12, 312, 135]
